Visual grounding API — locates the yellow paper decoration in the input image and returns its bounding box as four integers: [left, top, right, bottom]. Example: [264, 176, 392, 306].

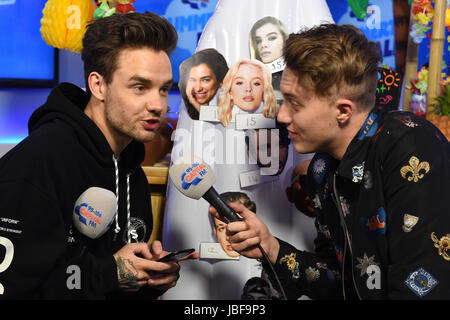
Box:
[446, 8, 450, 27]
[40, 0, 96, 53]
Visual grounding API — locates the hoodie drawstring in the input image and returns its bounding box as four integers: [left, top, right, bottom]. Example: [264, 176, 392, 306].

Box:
[112, 155, 134, 243]
[113, 155, 121, 236]
[126, 173, 133, 244]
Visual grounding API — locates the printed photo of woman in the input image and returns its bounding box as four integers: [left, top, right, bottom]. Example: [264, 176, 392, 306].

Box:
[179, 48, 229, 120]
[217, 59, 277, 127]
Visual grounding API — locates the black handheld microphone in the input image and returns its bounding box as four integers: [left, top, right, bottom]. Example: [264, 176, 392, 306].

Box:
[168, 155, 287, 300]
[168, 155, 241, 223]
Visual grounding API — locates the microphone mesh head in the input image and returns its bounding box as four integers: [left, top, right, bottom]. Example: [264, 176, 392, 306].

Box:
[169, 155, 215, 199]
[72, 187, 117, 239]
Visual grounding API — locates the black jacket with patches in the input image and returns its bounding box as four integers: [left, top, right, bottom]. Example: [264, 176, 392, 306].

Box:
[0, 83, 160, 299]
[266, 110, 450, 300]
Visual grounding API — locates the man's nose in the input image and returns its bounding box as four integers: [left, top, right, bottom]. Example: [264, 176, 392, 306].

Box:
[146, 92, 166, 114]
[277, 101, 290, 124]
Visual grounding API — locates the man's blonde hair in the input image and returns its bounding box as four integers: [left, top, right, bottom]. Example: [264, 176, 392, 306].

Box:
[284, 24, 382, 109]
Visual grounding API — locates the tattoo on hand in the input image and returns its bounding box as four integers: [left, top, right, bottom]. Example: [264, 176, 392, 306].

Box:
[115, 256, 140, 291]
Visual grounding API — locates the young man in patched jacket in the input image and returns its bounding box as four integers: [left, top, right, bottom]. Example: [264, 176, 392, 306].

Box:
[209, 23, 450, 300]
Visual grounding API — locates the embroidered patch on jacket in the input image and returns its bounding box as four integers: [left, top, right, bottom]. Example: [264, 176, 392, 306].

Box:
[355, 252, 379, 277]
[339, 196, 350, 217]
[311, 194, 322, 210]
[404, 268, 438, 297]
[311, 155, 328, 184]
[357, 111, 379, 140]
[363, 170, 373, 189]
[279, 253, 300, 279]
[305, 267, 320, 282]
[400, 156, 430, 183]
[431, 232, 450, 261]
[316, 220, 331, 238]
[332, 242, 343, 267]
[352, 162, 365, 183]
[395, 115, 419, 128]
[402, 214, 419, 232]
[361, 207, 386, 236]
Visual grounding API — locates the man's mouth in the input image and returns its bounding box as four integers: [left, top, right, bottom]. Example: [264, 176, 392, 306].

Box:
[287, 129, 298, 138]
[143, 118, 160, 130]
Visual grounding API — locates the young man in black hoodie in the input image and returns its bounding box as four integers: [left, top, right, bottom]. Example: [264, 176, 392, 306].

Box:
[0, 12, 197, 299]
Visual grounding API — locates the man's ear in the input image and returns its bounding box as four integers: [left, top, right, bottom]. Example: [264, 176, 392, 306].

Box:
[335, 98, 355, 127]
[87, 72, 106, 102]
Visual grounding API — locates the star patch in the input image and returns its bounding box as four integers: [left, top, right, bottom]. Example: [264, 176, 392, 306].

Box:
[355, 252, 379, 276]
[311, 155, 328, 184]
[404, 268, 438, 297]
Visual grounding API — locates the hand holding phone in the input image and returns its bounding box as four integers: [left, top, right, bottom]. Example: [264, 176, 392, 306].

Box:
[157, 248, 196, 262]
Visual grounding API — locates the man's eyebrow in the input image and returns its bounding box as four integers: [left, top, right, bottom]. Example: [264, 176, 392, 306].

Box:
[129, 75, 151, 84]
[129, 75, 173, 87]
[164, 78, 174, 87]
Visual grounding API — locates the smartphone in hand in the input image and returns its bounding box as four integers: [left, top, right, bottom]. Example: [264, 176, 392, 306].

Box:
[157, 248, 195, 262]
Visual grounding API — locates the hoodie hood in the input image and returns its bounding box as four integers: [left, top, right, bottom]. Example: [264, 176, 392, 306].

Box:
[28, 82, 145, 172]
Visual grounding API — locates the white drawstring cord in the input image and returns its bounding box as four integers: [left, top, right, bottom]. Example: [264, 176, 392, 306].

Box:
[113, 155, 134, 243]
[126, 173, 132, 243]
[112, 155, 120, 236]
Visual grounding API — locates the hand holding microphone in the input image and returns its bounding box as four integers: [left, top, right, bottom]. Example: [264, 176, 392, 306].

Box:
[168, 156, 286, 299]
[208, 202, 279, 264]
[168, 155, 242, 223]
[169, 155, 278, 261]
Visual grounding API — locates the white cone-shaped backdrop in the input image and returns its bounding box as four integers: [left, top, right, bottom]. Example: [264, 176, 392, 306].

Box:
[162, 0, 333, 299]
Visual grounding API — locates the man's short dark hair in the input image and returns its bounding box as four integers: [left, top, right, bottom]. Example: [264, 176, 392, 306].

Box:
[81, 12, 177, 95]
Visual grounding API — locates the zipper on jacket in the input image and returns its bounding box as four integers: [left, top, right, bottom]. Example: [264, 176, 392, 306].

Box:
[332, 173, 362, 300]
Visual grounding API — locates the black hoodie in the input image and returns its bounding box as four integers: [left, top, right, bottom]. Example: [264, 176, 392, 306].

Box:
[0, 83, 160, 299]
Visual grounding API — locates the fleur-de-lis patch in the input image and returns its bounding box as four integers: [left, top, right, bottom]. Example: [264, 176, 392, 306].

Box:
[280, 253, 300, 279]
[431, 232, 450, 261]
[400, 156, 430, 182]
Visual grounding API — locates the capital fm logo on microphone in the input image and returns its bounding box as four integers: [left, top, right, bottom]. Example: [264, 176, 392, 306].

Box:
[74, 202, 110, 229]
[181, 162, 207, 190]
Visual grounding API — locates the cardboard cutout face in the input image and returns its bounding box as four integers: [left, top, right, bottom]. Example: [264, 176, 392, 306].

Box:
[211, 192, 256, 259]
[253, 22, 285, 64]
[230, 63, 265, 112]
[179, 48, 228, 120]
[186, 63, 220, 108]
[213, 216, 240, 258]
